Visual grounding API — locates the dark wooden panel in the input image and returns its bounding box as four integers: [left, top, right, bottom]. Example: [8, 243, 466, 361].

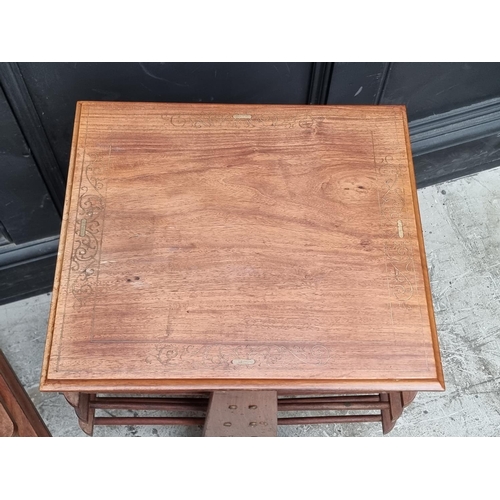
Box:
[409, 97, 500, 157]
[308, 63, 333, 104]
[18, 63, 314, 174]
[0, 63, 65, 213]
[381, 63, 500, 121]
[327, 62, 390, 105]
[0, 220, 11, 246]
[414, 133, 500, 188]
[0, 238, 57, 306]
[0, 86, 60, 244]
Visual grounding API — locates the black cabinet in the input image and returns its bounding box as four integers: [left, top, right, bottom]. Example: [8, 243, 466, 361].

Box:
[18, 62, 315, 175]
[0, 87, 60, 244]
[1, 62, 500, 305]
[0, 85, 60, 304]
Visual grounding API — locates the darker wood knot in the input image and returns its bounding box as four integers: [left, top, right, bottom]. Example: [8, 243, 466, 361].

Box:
[360, 238, 372, 250]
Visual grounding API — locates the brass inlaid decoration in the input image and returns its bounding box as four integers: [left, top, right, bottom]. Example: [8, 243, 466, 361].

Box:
[232, 359, 256, 365]
[162, 113, 315, 129]
[71, 150, 107, 307]
[146, 343, 331, 368]
[373, 131, 418, 308]
[79, 218, 87, 237]
[397, 219, 404, 238]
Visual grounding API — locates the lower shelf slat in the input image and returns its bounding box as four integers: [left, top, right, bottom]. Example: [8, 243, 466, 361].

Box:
[94, 417, 204, 426]
[278, 415, 382, 425]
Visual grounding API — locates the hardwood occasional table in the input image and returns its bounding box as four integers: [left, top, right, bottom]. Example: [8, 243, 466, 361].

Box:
[40, 102, 444, 436]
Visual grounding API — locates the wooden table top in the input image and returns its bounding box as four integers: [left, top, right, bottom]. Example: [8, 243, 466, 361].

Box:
[40, 102, 444, 393]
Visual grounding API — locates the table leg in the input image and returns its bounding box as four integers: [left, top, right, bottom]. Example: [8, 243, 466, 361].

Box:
[63, 392, 80, 408]
[381, 392, 404, 434]
[64, 392, 95, 436]
[381, 391, 418, 434]
[402, 391, 418, 407]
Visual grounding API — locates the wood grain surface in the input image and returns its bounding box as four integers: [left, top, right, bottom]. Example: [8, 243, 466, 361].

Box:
[1, 349, 51, 436]
[0, 401, 15, 437]
[40, 102, 444, 392]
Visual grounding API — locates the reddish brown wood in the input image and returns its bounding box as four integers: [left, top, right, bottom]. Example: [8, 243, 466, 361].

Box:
[278, 401, 389, 411]
[41, 102, 444, 394]
[63, 392, 80, 408]
[381, 393, 393, 433]
[389, 392, 404, 421]
[75, 393, 95, 436]
[74, 392, 89, 420]
[278, 395, 382, 404]
[203, 391, 277, 437]
[91, 397, 208, 411]
[0, 349, 50, 437]
[0, 401, 16, 437]
[279, 415, 382, 425]
[381, 392, 407, 434]
[63, 390, 414, 435]
[43, 378, 443, 393]
[39, 102, 443, 436]
[94, 417, 204, 426]
[401, 112, 444, 393]
[402, 391, 418, 407]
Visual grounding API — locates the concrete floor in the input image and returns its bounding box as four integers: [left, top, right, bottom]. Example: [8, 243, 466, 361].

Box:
[1, 167, 500, 437]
